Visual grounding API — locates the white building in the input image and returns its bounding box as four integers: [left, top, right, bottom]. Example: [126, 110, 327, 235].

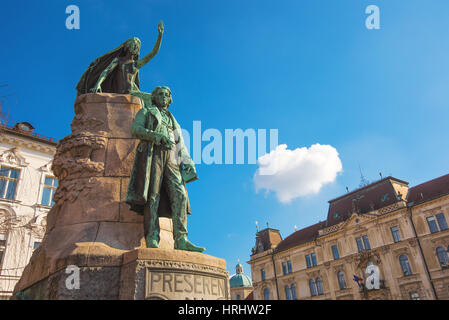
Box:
[0, 122, 57, 299]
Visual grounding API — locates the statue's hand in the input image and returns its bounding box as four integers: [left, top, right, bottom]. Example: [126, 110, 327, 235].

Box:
[158, 21, 164, 34]
[152, 132, 173, 148]
[160, 135, 175, 149]
[90, 85, 102, 93]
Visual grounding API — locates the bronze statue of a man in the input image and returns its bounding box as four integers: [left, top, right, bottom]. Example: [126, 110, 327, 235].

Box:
[126, 87, 205, 253]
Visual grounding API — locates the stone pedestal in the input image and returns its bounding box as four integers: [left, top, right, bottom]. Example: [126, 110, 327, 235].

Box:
[120, 249, 229, 300]
[12, 93, 228, 300]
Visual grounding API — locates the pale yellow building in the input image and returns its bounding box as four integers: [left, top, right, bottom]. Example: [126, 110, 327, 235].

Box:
[249, 174, 449, 300]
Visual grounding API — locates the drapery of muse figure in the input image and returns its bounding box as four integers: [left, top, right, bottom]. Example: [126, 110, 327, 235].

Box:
[76, 21, 164, 96]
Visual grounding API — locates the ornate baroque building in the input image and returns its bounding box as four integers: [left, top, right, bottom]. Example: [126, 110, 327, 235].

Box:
[248, 174, 449, 300]
[0, 122, 57, 299]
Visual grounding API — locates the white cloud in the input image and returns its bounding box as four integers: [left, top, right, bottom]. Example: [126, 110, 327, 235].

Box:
[254, 144, 343, 203]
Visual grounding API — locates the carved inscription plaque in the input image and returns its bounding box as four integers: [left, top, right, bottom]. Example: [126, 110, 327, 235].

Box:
[145, 268, 227, 300]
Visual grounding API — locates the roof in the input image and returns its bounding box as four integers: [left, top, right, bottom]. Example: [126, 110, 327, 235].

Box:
[255, 228, 282, 252]
[407, 173, 449, 206]
[326, 177, 403, 228]
[0, 122, 58, 146]
[271, 173, 449, 255]
[274, 221, 326, 253]
[230, 273, 253, 288]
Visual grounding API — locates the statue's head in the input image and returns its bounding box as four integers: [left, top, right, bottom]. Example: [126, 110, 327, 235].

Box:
[123, 37, 141, 59]
[151, 86, 173, 109]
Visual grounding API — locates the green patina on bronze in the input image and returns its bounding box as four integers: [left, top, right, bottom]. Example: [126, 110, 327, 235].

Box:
[76, 21, 205, 253]
[76, 21, 164, 96]
[126, 87, 205, 253]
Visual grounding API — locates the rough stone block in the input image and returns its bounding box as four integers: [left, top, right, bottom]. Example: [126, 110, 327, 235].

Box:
[14, 222, 100, 293]
[54, 177, 121, 227]
[104, 138, 139, 177]
[94, 222, 143, 251]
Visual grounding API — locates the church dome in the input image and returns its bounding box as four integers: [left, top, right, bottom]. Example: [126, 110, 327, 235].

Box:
[230, 262, 253, 288]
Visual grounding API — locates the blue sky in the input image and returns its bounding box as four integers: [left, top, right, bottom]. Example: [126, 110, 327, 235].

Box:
[1, 0, 449, 278]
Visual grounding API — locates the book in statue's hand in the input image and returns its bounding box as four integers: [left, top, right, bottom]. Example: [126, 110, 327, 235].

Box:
[181, 167, 198, 183]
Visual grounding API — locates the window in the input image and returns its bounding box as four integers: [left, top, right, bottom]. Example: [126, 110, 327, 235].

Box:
[436, 247, 449, 268]
[306, 255, 311, 268]
[399, 255, 412, 276]
[316, 277, 323, 295]
[0, 167, 20, 200]
[391, 226, 401, 243]
[284, 285, 292, 300]
[436, 213, 448, 231]
[0, 234, 5, 266]
[356, 237, 364, 252]
[337, 271, 346, 290]
[291, 284, 297, 300]
[356, 235, 371, 252]
[409, 292, 420, 300]
[311, 253, 317, 266]
[331, 245, 340, 260]
[309, 279, 317, 296]
[427, 216, 439, 233]
[261, 268, 266, 281]
[305, 253, 317, 268]
[282, 262, 287, 275]
[362, 235, 371, 250]
[281, 260, 292, 274]
[41, 176, 58, 206]
[263, 288, 270, 300]
[33, 241, 41, 251]
[236, 294, 241, 300]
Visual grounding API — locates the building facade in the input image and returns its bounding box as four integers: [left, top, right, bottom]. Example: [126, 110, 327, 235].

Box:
[249, 174, 449, 300]
[0, 122, 57, 299]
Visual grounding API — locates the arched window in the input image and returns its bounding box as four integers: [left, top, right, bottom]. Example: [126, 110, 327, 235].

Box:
[284, 285, 292, 300]
[316, 277, 323, 295]
[399, 255, 412, 276]
[309, 279, 317, 297]
[236, 294, 241, 300]
[436, 247, 449, 268]
[337, 271, 346, 290]
[263, 288, 270, 300]
[291, 283, 297, 300]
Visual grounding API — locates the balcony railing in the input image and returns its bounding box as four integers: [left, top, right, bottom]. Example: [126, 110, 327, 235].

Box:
[0, 122, 58, 144]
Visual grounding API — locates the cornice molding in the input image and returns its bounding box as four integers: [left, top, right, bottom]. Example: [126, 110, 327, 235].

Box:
[0, 135, 56, 156]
